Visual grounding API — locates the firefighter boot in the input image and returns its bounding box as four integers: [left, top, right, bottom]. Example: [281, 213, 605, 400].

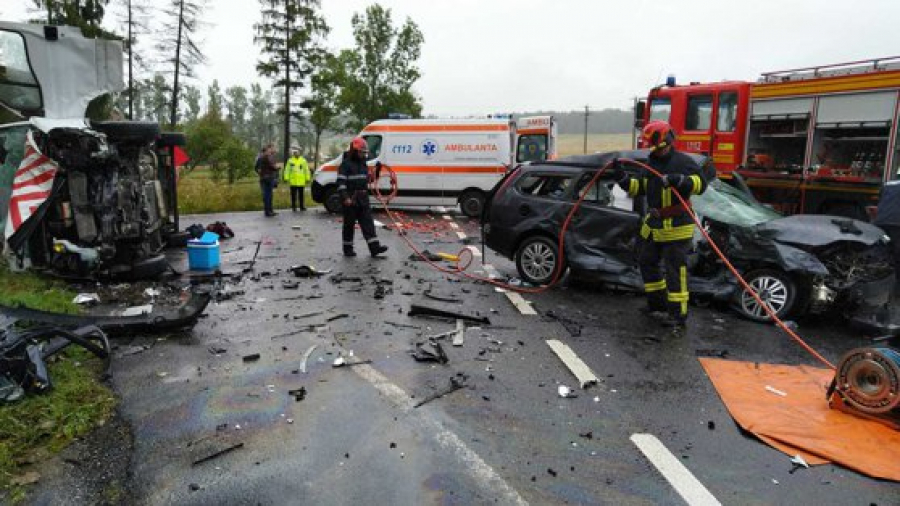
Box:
[343, 246, 357, 257]
[369, 241, 388, 257]
[639, 290, 668, 320]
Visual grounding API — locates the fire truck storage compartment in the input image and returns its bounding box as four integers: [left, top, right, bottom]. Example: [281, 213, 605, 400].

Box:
[747, 97, 812, 173]
[809, 91, 897, 181]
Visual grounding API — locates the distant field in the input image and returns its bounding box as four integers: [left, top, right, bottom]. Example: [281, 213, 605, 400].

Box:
[556, 133, 634, 156]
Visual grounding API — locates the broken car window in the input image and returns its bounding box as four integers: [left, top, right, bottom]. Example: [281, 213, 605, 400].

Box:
[0, 31, 42, 114]
[575, 173, 613, 206]
[692, 179, 782, 227]
[516, 174, 573, 199]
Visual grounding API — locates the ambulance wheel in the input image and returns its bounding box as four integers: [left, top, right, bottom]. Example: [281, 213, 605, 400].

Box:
[323, 186, 342, 214]
[515, 235, 564, 285]
[459, 190, 485, 218]
[732, 269, 797, 322]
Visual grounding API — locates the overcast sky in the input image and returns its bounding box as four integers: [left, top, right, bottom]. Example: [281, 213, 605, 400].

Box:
[4, 0, 900, 115]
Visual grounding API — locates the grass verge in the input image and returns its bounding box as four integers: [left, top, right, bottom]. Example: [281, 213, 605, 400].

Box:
[0, 266, 115, 501]
[178, 169, 318, 215]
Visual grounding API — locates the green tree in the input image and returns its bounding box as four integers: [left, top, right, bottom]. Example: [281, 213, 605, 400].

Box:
[303, 52, 341, 167]
[184, 113, 255, 184]
[31, 1, 115, 37]
[206, 80, 223, 119]
[145, 74, 171, 125]
[182, 84, 202, 124]
[254, 0, 329, 162]
[158, 0, 207, 129]
[247, 83, 276, 149]
[225, 85, 249, 140]
[335, 3, 424, 130]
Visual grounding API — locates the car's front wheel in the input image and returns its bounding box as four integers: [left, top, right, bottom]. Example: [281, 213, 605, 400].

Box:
[733, 269, 798, 322]
[515, 236, 563, 285]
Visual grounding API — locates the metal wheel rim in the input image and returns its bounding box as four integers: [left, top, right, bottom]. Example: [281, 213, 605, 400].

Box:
[522, 242, 556, 282]
[846, 359, 890, 399]
[740, 275, 789, 319]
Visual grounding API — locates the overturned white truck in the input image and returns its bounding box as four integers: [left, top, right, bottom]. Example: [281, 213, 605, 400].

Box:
[0, 21, 184, 279]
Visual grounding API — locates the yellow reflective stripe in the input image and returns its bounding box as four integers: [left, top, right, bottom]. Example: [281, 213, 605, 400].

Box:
[645, 280, 667, 292]
[681, 301, 688, 316]
[667, 292, 689, 302]
[663, 218, 673, 230]
[662, 187, 671, 207]
[648, 224, 695, 242]
[690, 174, 703, 195]
[640, 220, 651, 239]
[628, 178, 640, 196]
[641, 178, 647, 193]
[680, 265, 688, 297]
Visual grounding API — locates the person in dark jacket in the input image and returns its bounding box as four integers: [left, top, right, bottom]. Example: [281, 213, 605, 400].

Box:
[256, 143, 279, 217]
[613, 120, 712, 330]
[338, 137, 388, 257]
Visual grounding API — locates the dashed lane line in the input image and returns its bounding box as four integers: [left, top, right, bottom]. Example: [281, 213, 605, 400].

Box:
[630, 434, 721, 506]
[504, 291, 537, 315]
[352, 363, 529, 505]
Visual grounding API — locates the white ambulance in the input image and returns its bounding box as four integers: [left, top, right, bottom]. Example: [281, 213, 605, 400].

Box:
[310, 116, 557, 217]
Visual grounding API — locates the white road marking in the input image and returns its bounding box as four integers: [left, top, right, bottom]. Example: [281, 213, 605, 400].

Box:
[630, 434, 721, 506]
[466, 245, 482, 258]
[505, 291, 537, 315]
[352, 363, 528, 505]
[546, 339, 598, 388]
[448, 222, 460, 230]
[456, 231, 468, 240]
[482, 263, 503, 280]
[434, 206, 448, 213]
[441, 214, 453, 220]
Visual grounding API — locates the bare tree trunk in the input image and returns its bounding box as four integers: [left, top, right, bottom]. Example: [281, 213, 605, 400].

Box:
[169, 0, 184, 129]
[314, 128, 321, 169]
[127, 0, 134, 119]
[282, 7, 291, 163]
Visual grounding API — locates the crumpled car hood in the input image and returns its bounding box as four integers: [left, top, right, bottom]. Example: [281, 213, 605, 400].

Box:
[757, 215, 886, 248]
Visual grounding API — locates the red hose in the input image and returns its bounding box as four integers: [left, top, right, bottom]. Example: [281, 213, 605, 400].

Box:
[371, 160, 835, 370]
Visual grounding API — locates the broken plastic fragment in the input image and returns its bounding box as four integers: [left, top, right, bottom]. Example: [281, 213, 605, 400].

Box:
[790, 455, 809, 468]
[558, 385, 577, 398]
[73, 293, 100, 305]
[765, 385, 787, 397]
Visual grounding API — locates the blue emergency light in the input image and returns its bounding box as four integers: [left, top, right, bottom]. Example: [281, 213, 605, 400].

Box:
[666, 75, 676, 87]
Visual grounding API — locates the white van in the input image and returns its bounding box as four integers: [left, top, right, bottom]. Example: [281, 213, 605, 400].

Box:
[311, 116, 557, 217]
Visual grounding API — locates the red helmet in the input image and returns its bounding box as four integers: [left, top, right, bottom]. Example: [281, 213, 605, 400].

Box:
[350, 137, 368, 152]
[642, 120, 675, 151]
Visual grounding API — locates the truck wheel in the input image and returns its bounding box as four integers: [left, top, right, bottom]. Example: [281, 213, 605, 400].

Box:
[459, 190, 486, 218]
[515, 236, 563, 285]
[732, 269, 798, 322]
[323, 186, 342, 214]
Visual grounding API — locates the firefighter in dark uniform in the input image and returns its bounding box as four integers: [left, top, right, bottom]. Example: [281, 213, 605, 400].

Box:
[338, 137, 388, 257]
[614, 120, 712, 329]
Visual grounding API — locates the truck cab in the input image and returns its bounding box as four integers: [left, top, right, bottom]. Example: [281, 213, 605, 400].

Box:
[0, 21, 184, 279]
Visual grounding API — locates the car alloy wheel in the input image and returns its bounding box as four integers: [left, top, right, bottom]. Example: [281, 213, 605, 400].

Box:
[736, 269, 796, 322]
[516, 236, 561, 285]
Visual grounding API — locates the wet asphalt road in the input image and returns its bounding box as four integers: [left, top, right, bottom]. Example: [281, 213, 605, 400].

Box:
[104, 206, 898, 505]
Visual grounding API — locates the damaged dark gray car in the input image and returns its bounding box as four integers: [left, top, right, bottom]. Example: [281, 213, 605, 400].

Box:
[483, 150, 897, 332]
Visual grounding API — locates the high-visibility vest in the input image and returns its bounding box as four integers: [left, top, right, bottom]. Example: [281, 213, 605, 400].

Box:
[283, 156, 311, 186]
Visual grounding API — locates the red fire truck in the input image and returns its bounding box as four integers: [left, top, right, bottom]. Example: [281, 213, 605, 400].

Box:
[635, 57, 900, 220]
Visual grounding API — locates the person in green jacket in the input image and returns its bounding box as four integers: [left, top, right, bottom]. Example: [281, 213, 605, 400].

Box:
[283, 147, 311, 211]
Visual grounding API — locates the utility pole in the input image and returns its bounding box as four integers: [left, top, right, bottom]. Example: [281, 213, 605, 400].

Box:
[583, 105, 590, 154]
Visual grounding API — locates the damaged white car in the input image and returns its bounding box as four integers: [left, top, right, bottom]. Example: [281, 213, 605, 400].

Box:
[0, 21, 184, 279]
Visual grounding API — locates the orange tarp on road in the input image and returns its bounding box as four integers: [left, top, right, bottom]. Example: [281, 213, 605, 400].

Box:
[699, 358, 900, 481]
